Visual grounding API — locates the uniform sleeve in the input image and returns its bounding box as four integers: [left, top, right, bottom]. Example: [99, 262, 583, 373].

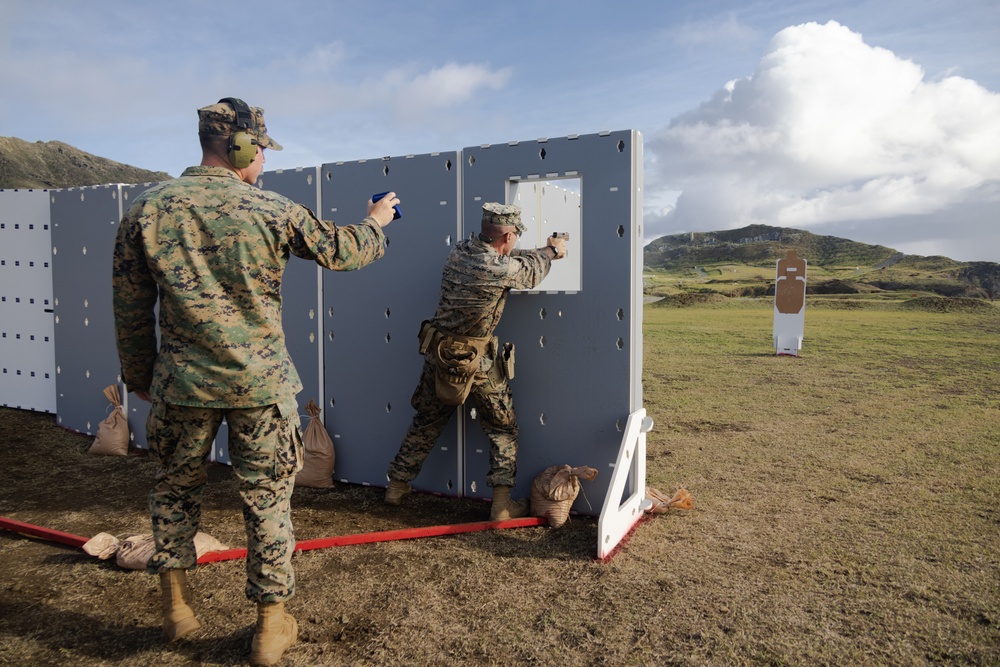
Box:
[284, 204, 387, 271]
[505, 248, 554, 290]
[112, 208, 159, 393]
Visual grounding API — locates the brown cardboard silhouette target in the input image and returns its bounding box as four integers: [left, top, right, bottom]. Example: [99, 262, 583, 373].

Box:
[775, 250, 806, 314]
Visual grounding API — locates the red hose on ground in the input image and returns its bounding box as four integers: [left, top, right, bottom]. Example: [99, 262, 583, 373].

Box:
[0, 516, 88, 548]
[198, 516, 547, 563]
[0, 515, 548, 563]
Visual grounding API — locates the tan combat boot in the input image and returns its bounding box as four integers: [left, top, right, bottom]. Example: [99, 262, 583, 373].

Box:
[384, 479, 411, 506]
[490, 485, 529, 521]
[250, 601, 298, 666]
[159, 569, 201, 641]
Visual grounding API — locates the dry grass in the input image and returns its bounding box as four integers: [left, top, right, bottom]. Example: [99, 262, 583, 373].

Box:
[2, 301, 999, 666]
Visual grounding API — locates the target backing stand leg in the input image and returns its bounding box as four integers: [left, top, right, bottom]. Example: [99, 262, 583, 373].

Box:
[597, 408, 652, 560]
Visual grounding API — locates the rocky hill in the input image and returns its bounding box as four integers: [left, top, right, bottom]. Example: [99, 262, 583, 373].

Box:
[645, 224, 902, 269]
[644, 224, 999, 300]
[0, 136, 170, 189]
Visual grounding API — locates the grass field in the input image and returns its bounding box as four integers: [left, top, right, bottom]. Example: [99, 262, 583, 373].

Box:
[642, 300, 1000, 665]
[1, 299, 998, 666]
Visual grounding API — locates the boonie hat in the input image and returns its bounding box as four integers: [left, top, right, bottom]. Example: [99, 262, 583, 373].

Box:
[197, 99, 283, 151]
[482, 202, 525, 234]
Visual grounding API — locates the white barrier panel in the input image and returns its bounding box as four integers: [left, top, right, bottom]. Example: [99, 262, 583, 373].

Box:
[0, 189, 56, 412]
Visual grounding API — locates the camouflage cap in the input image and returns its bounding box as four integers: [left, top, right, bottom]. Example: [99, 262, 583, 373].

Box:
[481, 202, 525, 234]
[197, 99, 283, 151]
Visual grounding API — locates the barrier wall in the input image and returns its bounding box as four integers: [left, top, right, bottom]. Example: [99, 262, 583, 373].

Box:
[0, 129, 644, 515]
[0, 189, 56, 412]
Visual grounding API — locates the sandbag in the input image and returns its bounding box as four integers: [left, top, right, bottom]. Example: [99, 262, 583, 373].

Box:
[193, 532, 228, 556]
[294, 399, 335, 488]
[645, 487, 695, 513]
[113, 531, 230, 570]
[82, 532, 119, 559]
[530, 465, 598, 528]
[88, 384, 129, 456]
[115, 533, 155, 569]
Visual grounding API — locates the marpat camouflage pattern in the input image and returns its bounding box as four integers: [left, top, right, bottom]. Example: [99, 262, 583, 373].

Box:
[388, 234, 553, 488]
[112, 165, 386, 408]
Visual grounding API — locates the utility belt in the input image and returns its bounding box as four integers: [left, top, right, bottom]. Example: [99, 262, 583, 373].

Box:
[418, 320, 515, 405]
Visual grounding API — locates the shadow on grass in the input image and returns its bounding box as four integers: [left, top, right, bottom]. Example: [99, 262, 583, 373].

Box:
[0, 594, 255, 665]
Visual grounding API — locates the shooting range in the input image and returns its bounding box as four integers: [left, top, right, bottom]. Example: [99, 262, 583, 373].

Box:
[0, 129, 647, 558]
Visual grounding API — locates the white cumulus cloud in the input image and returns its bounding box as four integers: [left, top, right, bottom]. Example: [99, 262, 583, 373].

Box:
[389, 62, 513, 120]
[646, 20, 1000, 261]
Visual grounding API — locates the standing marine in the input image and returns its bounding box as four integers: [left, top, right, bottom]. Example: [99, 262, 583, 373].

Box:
[112, 97, 400, 665]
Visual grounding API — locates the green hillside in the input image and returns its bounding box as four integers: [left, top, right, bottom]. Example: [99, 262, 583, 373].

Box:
[643, 224, 999, 303]
[0, 136, 170, 189]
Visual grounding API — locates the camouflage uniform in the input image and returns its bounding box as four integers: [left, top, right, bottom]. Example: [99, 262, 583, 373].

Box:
[387, 204, 553, 488]
[113, 102, 387, 602]
[145, 400, 301, 602]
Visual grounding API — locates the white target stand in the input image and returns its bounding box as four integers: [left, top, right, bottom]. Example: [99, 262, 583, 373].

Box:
[597, 408, 653, 559]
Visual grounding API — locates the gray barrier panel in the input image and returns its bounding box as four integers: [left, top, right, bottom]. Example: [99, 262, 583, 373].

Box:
[0, 189, 56, 412]
[51, 185, 127, 435]
[461, 131, 644, 513]
[321, 153, 460, 492]
[259, 167, 324, 415]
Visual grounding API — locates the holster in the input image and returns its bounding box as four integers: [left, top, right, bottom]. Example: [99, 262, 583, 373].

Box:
[501, 342, 515, 381]
[485, 339, 515, 386]
[418, 319, 437, 356]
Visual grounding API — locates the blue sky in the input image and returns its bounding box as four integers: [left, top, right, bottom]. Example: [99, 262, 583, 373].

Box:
[2, 0, 998, 261]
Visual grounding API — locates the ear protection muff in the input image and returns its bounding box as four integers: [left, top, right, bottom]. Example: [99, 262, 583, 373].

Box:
[219, 97, 258, 169]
